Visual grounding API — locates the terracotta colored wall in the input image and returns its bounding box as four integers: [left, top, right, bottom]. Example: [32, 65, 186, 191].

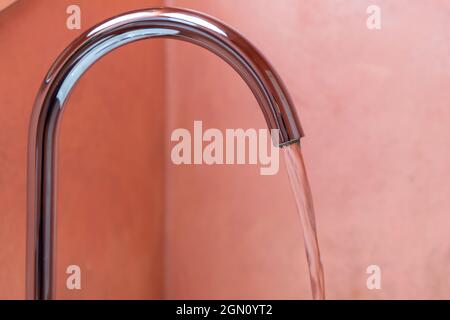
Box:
[0, 0, 165, 299]
[165, 0, 450, 299]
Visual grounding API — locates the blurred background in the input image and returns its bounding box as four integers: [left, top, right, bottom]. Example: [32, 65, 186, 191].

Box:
[1, 0, 450, 299]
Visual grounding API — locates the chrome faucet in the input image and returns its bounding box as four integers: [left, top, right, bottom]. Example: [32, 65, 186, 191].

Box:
[26, 7, 304, 299]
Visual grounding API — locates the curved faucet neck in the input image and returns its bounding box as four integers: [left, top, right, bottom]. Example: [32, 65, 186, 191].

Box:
[26, 7, 303, 300]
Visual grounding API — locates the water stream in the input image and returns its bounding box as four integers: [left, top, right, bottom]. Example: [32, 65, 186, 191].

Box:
[283, 143, 325, 300]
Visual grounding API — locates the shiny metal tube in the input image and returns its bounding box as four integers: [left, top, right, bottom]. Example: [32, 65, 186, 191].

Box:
[26, 7, 304, 299]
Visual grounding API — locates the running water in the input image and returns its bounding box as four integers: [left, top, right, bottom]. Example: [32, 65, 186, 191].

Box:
[283, 143, 325, 300]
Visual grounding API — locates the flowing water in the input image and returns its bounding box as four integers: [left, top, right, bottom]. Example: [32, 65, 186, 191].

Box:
[283, 143, 325, 300]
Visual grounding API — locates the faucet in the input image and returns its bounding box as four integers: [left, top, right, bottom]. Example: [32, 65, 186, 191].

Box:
[26, 7, 304, 300]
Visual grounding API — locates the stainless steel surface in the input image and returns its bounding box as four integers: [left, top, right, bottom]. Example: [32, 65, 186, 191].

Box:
[26, 7, 304, 299]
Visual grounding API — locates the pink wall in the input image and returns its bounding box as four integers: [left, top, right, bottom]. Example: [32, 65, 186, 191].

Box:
[165, 0, 450, 299]
[1, 0, 450, 299]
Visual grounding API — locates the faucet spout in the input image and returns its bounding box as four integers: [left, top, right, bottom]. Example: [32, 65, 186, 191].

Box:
[26, 7, 304, 299]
